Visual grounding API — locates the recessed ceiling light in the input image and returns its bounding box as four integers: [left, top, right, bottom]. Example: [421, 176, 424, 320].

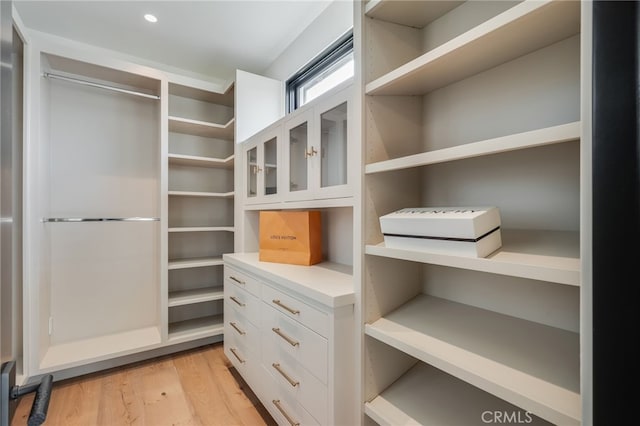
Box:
[144, 14, 158, 23]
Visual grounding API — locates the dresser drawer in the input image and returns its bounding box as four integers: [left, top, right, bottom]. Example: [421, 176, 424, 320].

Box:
[263, 335, 328, 425]
[224, 333, 258, 386]
[224, 266, 261, 297]
[225, 280, 261, 325]
[262, 284, 328, 337]
[262, 366, 320, 426]
[262, 302, 328, 383]
[224, 302, 260, 352]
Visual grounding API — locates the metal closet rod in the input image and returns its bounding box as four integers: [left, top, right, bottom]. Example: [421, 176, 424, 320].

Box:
[43, 72, 160, 100]
[43, 217, 160, 223]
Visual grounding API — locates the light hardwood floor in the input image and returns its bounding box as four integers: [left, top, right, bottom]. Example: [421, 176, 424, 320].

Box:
[12, 343, 275, 426]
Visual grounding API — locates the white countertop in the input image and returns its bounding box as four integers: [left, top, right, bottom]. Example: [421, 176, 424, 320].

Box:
[223, 253, 355, 308]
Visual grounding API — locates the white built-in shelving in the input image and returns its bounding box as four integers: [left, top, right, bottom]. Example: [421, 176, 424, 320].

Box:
[365, 0, 580, 96]
[365, 362, 552, 426]
[366, 295, 579, 425]
[360, 0, 584, 424]
[167, 81, 235, 341]
[167, 257, 224, 270]
[168, 191, 234, 198]
[168, 153, 234, 168]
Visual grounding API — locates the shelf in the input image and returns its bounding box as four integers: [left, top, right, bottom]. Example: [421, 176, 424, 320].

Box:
[243, 197, 355, 211]
[168, 191, 234, 198]
[366, 229, 579, 285]
[168, 314, 224, 343]
[365, 0, 464, 28]
[365, 294, 579, 425]
[365, 362, 550, 426]
[365, 0, 580, 95]
[169, 81, 234, 106]
[168, 257, 224, 270]
[40, 326, 161, 372]
[168, 154, 234, 168]
[168, 287, 224, 307]
[365, 122, 580, 174]
[168, 226, 234, 233]
[224, 252, 355, 308]
[169, 116, 234, 140]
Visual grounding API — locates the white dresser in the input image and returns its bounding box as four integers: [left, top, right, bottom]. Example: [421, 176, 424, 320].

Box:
[223, 253, 356, 426]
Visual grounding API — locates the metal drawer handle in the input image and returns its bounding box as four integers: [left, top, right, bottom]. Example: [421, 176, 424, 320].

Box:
[229, 275, 245, 285]
[272, 299, 300, 315]
[272, 363, 299, 388]
[230, 296, 245, 307]
[272, 400, 300, 426]
[229, 347, 245, 364]
[229, 322, 245, 336]
[272, 327, 299, 347]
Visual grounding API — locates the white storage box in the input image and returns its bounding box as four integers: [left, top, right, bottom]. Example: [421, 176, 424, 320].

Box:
[379, 207, 502, 258]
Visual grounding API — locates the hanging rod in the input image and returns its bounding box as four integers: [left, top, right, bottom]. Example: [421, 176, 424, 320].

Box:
[43, 72, 160, 100]
[43, 217, 160, 223]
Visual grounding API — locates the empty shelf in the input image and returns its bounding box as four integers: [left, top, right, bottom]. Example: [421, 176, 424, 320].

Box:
[168, 226, 234, 233]
[365, 294, 580, 425]
[169, 116, 234, 140]
[365, 362, 551, 426]
[168, 287, 224, 307]
[168, 257, 224, 270]
[168, 191, 234, 198]
[365, 0, 465, 28]
[168, 154, 234, 168]
[168, 315, 223, 343]
[366, 122, 580, 174]
[366, 0, 580, 95]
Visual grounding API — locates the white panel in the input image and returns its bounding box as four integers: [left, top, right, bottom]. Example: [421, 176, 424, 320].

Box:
[235, 69, 283, 142]
[420, 142, 580, 231]
[322, 207, 353, 266]
[49, 222, 159, 344]
[421, 35, 580, 151]
[423, 265, 580, 332]
[168, 164, 233, 193]
[47, 77, 159, 217]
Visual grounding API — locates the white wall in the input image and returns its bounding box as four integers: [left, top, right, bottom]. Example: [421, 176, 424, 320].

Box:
[261, 0, 353, 82]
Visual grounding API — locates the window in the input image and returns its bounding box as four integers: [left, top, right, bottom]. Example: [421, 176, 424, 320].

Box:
[286, 31, 354, 112]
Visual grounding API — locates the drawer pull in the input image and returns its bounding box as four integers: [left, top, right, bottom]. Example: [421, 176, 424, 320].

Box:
[229, 322, 246, 336]
[272, 299, 300, 315]
[229, 347, 245, 364]
[272, 327, 300, 347]
[229, 275, 245, 285]
[272, 363, 299, 387]
[230, 296, 245, 307]
[272, 400, 300, 426]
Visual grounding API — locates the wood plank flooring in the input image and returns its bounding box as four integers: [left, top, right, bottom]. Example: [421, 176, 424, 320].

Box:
[11, 343, 276, 426]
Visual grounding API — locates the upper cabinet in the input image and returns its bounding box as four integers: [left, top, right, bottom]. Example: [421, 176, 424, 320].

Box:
[283, 86, 352, 201]
[243, 124, 281, 205]
[241, 81, 354, 207]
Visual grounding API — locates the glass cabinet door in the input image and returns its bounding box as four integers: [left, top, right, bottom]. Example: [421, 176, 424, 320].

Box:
[289, 122, 309, 193]
[320, 101, 348, 188]
[263, 137, 278, 196]
[246, 146, 257, 199]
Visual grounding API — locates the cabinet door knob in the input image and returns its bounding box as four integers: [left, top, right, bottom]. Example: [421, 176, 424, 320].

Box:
[304, 147, 318, 158]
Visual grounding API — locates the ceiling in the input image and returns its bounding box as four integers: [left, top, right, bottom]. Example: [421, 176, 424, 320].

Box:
[14, 0, 333, 81]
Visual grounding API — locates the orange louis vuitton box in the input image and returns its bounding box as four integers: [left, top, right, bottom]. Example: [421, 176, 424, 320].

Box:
[259, 210, 322, 266]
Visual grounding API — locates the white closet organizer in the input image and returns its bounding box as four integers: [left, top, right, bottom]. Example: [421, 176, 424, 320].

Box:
[29, 53, 162, 373]
[167, 82, 235, 342]
[361, 1, 581, 425]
